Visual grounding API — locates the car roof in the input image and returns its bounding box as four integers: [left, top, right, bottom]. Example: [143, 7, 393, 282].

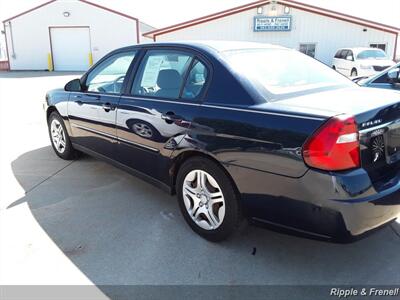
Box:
[118, 40, 287, 55]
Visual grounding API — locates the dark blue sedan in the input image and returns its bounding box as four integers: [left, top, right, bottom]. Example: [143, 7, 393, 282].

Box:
[45, 41, 400, 241]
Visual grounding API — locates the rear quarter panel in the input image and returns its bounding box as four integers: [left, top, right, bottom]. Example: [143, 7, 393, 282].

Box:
[174, 105, 325, 178]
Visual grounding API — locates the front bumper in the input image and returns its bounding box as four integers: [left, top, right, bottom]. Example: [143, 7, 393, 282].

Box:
[357, 68, 380, 78]
[226, 164, 400, 238]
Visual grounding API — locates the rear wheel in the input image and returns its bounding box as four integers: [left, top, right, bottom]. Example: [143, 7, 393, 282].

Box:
[176, 157, 241, 242]
[48, 112, 76, 160]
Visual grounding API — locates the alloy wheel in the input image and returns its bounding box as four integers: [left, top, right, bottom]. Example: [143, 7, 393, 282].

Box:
[50, 119, 66, 154]
[182, 170, 226, 230]
[133, 123, 153, 138]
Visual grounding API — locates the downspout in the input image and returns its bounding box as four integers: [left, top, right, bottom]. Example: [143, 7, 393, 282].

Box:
[2, 22, 10, 70]
[5, 21, 16, 59]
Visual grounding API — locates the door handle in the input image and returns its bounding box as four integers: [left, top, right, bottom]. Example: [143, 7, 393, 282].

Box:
[161, 112, 181, 124]
[102, 103, 114, 112]
[72, 94, 83, 105]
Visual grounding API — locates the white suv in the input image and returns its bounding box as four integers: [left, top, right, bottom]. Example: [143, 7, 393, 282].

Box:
[332, 47, 395, 78]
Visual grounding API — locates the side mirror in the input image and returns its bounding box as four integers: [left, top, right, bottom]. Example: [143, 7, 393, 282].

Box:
[64, 78, 83, 92]
[346, 55, 354, 61]
[387, 68, 400, 83]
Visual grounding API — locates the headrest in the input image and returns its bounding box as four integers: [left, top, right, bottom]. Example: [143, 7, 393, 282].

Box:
[157, 69, 182, 89]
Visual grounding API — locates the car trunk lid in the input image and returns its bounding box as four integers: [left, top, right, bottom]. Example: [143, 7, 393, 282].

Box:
[266, 87, 400, 180]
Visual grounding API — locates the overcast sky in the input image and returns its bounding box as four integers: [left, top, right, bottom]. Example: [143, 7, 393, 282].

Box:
[0, 0, 399, 53]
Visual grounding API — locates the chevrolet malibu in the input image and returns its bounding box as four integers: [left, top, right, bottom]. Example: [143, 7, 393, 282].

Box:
[45, 41, 400, 242]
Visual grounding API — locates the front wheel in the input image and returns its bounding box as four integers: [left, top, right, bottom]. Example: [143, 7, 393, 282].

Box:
[351, 68, 358, 77]
[48, 112, 76, 160]
[176, 157, 241, 242]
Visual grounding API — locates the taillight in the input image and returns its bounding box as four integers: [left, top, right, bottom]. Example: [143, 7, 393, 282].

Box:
[302, 114, 360, 171]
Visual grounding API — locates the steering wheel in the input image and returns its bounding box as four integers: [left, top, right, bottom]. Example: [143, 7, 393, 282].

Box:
[112, 75, 126, 93]
[138, 86, 152, 95]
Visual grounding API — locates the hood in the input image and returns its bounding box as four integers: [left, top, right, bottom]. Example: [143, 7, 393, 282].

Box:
[359, 59, 395, 67]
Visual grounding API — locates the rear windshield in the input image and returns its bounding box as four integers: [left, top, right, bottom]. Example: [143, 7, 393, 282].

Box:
[357, 49, 387, 60]
[223, 48, 354, 100]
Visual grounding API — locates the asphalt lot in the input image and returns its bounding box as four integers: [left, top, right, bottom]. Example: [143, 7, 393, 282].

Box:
[2, 71, 400, 297]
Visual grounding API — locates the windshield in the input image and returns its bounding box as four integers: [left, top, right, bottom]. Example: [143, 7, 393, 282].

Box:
[357, 49, 388, 60]
[223, 48, 354, 99]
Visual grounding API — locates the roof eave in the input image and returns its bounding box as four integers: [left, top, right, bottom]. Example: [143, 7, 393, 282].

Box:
[144, 0, 400, 38]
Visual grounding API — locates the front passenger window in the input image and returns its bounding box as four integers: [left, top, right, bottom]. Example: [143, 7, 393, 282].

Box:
[86, 51, 136, 94]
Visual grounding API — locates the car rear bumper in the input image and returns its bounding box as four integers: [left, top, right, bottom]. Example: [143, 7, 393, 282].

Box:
[226, 164, 400, 238]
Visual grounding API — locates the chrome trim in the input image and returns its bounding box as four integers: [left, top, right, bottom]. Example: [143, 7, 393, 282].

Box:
[71, 123, 116, 139]
[120, 96, 326, 121]
[71, 123, 159, 153]
[359, 121, 392, 135]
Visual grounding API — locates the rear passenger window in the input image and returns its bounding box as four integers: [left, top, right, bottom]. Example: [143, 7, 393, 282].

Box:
[182, 60, 208, 100]
[132, 50, 192, 99]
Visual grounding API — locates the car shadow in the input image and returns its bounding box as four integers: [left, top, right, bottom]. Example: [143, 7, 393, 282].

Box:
[7, 146, 400, 290]
[0, 71, 83, 78]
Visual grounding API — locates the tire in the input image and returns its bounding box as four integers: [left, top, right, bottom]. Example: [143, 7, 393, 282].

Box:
[351, 68, 358, 77]
[176, 157, 241, 242]
[48, 111, 76, 160]
[332, 66, 336, 70]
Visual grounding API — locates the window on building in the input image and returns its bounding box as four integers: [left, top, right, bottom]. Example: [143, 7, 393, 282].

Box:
[86, 51, 136, 94]
[370, 43, 387, 52]
[132, 50, 192, 99]
[299, 43, 316, 58]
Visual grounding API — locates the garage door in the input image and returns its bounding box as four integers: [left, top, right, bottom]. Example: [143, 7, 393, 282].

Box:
[50, 27, 91, 71]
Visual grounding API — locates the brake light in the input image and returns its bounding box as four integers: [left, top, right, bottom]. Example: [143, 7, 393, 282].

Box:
[302, 115, 360, 171]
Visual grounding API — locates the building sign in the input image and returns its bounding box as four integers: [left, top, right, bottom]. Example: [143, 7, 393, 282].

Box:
[254, 16, 292, 32]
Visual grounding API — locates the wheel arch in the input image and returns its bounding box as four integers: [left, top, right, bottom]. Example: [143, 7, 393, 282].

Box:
[170, 150, 241, 203]
[46, 105, 73, 137]
[46, 106, 59, 121]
